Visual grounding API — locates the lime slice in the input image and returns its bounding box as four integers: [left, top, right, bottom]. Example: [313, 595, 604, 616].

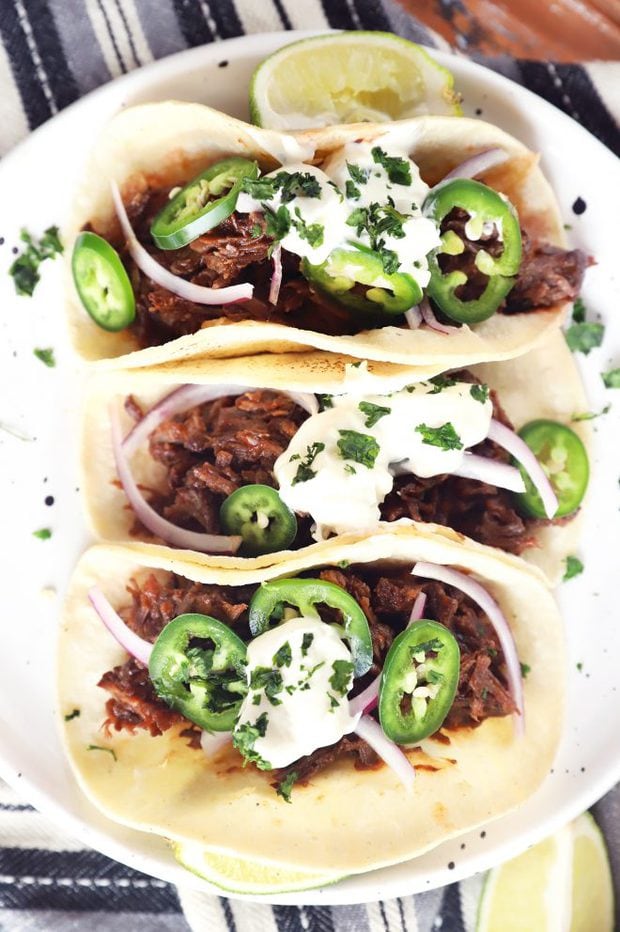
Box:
[476, 824, 573, 931]
[173, 842, 346, 895]
[250, 32, 461, 130]
[570, 813, 614, 932]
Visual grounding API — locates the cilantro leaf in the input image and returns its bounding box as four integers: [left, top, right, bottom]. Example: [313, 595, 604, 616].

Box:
[572, 297, 586, 323]
[337, 430, 380, 468]
[301, 633, 314, 657]
[519, 663, 531, 679]
[563, 555, 584, 581]
[565, 322, 604, 355]
[345, 180, 361, 201]
[33, 528, 52, 540]
[276, 770, 298, 804]
[571, 404, 610, 422]
[358, 400, 391, 427]
[233, 713, 271, 770]
[345, 202, 406, 274]
[329, 660, 354, 696]
[291, 441, 325, 485]
[9, 226, 63, 297]
[273, 642, 292, 669]
[470, 383, 490, 403]
[347, 163, 369, 185]
[415, 422, 464, 451]
[64, 708, 80, 721]
[318, 394, 334, 410]
[371, 147, 412, 185]
[33, 347, 56, 368]
[250, 667, 284, 706]
[428, 375, 457, 394]
[264, 205, 291, 242]
[293, 207, 324, 247]
[602, 368, 620, 389]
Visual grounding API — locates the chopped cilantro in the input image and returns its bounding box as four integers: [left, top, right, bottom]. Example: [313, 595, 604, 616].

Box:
[347, 163, 368, 185]
[576, 662, 583, 672]
[428, 375, 457, 394]
[86, 744, 117, 761]
[273, 642, 292, 669]
[470, 383, 490, 403]
[337, 430, 380, 468]
[571, 405, 610, 422]
[264, 204, 291, 242]
[9, 226, 63, 296]
[232, 713, 271, 769]
[563, 555, 584, 581]
[250, 667, 284, 706]
[318, 393, 334, 410]
[327, 693, 340, 711]
[297, 661, 325, 689]
[519, 663, 531, 679]
[358, 400, 391, 427]
[371, 147, 412, 186]
[345, 202, 406, 274]
[64, 709, 80, 721]
[345, 180, 361, 200]
[329, 660, 354, 695]
[337, 560, 350, 568]
[415, 422, 464, 451]
[243, 171, 321, 203]
[572, 297, 586, 323]
[291, 441, 325, 485]
[565, 322, 604, 355]
[344, 463, 356, 475]
[249, 223, 263, 239]
[276, 770, 298, 804]
[293, 207, 324, 247]
[602, 368, 620, 389]
[33, 347, 56, 368]
[33, 528, 52, 540]
[301, 633, 314, 657]
[242, 176, 280, 200]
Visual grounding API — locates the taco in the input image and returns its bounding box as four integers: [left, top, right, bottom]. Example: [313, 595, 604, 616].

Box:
[64, 102, 587, 370]
[81, 331, 589, 583]
[58, 526, 564, 874]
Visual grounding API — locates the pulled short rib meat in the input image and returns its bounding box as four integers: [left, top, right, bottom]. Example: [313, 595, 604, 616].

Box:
[98, 566, 515, 787]
[100, 182, 587, 349]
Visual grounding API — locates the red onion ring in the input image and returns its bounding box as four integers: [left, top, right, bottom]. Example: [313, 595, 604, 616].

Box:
[452, 453, 526, 494]
[420, 297, 459, 334]
[269, 245, 283, 305]
[122, 384, 318, 459]
[200, 730, 232, 758]
[88, 586, 153, 665]
[404, 306, 422, 330]
[111, 405, 243, 554]
[349, 674, 381, 717]
[487, 419, 559, 519]
[110, 181, 253, 305]
[442, 148, 509, 182]
[354, 715, 415, 788]
[411, 562, 524, 735]
[407, 591, 427, 627]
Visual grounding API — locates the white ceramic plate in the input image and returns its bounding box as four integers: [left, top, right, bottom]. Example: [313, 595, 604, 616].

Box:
[0, 31, 619, 906]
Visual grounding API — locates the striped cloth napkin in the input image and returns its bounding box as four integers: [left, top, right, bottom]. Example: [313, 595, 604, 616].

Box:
[0, 1, 618, 930]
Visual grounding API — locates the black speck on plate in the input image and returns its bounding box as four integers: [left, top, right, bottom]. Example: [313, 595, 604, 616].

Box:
[45, 495, 54, 506]
[572, 197, 586, 215]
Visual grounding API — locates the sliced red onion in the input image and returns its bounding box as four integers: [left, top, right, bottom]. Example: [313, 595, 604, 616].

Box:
[407, 591, 427, 627]
[404, 306, 422, 330]
[420, 298, 459, 334]
[269, 244, 283, 305]
[349, 674, 381, 717]
[354, 715, 415, 788]
[88, 586, 153, 665]
[411, 562, 524, 735]
[200, 730, 232, 758]
[442, 148, 509, 182]
[487, 419, 558, 519]
[110, 181, 253, 305]
[123, 384, 318, 459]
[111, 405, 243, 554]
[452, 453, 526, 494]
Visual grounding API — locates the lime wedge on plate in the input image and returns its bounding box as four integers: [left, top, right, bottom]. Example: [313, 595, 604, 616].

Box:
[476, 814, 614, 931]
[570, 813, 614, 932]
[250, 32, 461, 129]
[173, 842, 346, 895]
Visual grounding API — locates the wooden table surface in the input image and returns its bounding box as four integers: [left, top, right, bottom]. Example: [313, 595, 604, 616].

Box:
[398, 0, 620, 60]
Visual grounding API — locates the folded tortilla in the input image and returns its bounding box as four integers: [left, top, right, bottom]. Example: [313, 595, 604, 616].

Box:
[80, 330, 588, 584]
[58, 525, 564, 874]
[64, 102, 567, 370]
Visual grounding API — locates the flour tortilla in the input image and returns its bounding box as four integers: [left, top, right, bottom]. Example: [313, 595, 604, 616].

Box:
[58, 525, 564, 874]
[64, 102, 567, 370]
[81, 329, 588, 584]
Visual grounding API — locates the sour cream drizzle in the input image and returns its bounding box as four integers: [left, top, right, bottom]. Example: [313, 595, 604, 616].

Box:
[234, 616, 359, 770]
[274, 380, 493, 539]
[236, 141, 441, 293]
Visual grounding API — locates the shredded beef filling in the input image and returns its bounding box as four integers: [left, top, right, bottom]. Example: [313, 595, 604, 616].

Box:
[98, 565, 515, 782]
[101, 186, 586, 349]
[125, 376, 541, 555]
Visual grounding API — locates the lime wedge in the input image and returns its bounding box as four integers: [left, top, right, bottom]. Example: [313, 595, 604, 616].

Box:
[570, 813, 614, 932]
[250, 32, 462, 130]
[172, 842, 346, 895]
[476, 824, 573, 931]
